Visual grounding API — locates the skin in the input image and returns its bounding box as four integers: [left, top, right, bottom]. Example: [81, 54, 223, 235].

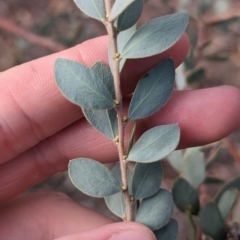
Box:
[0, 33, 240, 239]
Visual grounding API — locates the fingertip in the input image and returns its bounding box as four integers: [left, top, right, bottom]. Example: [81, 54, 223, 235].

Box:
[55, 222, 156, 240]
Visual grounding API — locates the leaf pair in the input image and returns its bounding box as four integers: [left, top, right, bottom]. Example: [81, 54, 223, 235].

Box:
[111, 13, 188, 73]
[54, 60, 118, 140]
[69, 159, 173, 232]
[119, 13, 189, 59]
[105, 164, 133, 218]
[83, 62, 118, 139]
[105, 162, 163, 218]
[168, 147, 205, 189]
[54, 60, 114, 110]
[105, 164, 174, 233]
[74, 0, 144, 32]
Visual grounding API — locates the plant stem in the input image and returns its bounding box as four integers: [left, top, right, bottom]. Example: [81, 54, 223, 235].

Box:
[185, 207, 197, 240]
[104, 0, 133, 221]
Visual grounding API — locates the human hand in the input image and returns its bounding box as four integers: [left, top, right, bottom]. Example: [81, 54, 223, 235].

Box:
[0, 34, 240, 240]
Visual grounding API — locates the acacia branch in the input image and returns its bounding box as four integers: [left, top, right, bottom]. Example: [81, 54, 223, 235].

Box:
[104, 0, 133, 221]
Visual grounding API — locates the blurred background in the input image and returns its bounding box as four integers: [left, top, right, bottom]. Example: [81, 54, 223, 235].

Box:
[0, 0, 240, 239]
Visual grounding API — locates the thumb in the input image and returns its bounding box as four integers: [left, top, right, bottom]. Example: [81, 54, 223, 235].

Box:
[54, 222, 157, 240]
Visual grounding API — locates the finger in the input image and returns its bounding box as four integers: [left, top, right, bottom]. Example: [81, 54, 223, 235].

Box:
[0, 34, 189, 165]
[55, 223, 156, 240]
[0, 191, 155, 240]
[0, 192, 113, 240]
[0, 86, 240, 203]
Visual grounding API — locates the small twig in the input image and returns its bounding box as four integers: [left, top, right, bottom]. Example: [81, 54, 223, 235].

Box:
[185, 207, 197, 240]
[0, 17, 66, 52]
[104, 0, 133, 221]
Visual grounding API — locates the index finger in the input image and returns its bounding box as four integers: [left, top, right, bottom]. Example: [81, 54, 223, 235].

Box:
[0, 34, 189, 164]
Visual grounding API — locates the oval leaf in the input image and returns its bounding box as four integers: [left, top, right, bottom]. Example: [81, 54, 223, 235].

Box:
[91, 61, 115, 98]
[117, 0, 144, 31]
[128, 59, 175, 120]
[132, 162, 163, 199]
[214, 176, 240, 203]
[54, 59, 114, 110]
[109, 0, 135, 21]
[183, 150, 205, 189]
[199, 202, 227, 240]
[83, 108, 118, 139]
[167, 150, 184, 173]
[136, 189, 173, 230]
[117, 25, 137, 53]
[121, 13, 189, 58]
[154, 218, 178, 240]
[105, 192, 126, 218]
[172, 177, 200, 215]
[217, 188, 238, 219]
[69, 158, 121, 197]
[127, 124, 180, 163]
[73, 0, 105, 21]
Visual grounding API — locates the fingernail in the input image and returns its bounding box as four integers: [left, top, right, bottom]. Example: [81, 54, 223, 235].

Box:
[110, 230, 154, 240]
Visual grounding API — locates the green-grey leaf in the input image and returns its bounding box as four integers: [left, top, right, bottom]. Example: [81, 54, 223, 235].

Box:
[109, 0, 135, 21]
[167, 150, 184, 173]
[121, 13, 189, 58]
[172, 177, 200, 215]
[105, 192, 126, 218]
[82, 62, 118, 139]
[199, 202, 227, 240]
[117, 25, 137, 53]
[128, 59, 175, 120]
[91, 61, 115, 98]
[217, 188, 238, 219]
[54, 59, 114, 110]
[136, 189, 173, 230]
[132, 162, 163, 199]
[183, 146, 201, 159]
[83, 108, 118, 139]
[214, 176, 240, 203]
[183, 150, 205, 189]
[73, 0, 105, 21]
[154, 218, 178, 240]
[127, 124, 180, 163]
[117, 0, 144, 31]
[69, 158, 121, 197]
